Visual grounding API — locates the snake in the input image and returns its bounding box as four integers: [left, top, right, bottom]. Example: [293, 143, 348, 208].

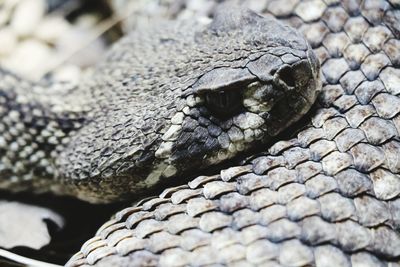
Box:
[1, 0, 400, 266]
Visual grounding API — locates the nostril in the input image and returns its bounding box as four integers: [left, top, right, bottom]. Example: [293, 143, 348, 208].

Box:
[278, 66, 296, 87]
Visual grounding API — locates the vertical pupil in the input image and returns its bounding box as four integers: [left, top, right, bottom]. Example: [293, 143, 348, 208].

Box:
[219, 91, 228, 107]
[204, 89, 243, 118]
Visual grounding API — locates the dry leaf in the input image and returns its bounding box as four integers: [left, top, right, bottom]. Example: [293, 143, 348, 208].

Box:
[0, 201, 64, 250]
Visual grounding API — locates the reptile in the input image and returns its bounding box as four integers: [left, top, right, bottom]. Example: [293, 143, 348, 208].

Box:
[1, 0, 400, 266]
[0, 4, 319, 203]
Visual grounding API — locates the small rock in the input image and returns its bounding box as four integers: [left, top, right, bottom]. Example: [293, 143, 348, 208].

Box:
[186, 0, 216, 16]
[2, 39, 55, 80]
[35, 16, 71, 44]
[246, 0, 268, 13]
[53, 64, 82, 83]
[0, 27, 17, 56]
[0, 201, 64, 250]
[0, 0, 19, 26]
[75, 14, 101, 29]
[10, 0, 46, 37]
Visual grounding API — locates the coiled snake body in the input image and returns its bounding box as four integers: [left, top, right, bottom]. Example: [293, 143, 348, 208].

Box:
[1, 1, 400, 266]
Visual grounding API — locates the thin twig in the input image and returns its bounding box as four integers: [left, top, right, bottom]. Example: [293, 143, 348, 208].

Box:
[0, 248, 62, 267]
[42, 11, 131, 77]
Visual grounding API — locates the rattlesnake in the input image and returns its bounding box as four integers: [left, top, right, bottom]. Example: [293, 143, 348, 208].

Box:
[1, 0, 400, 266]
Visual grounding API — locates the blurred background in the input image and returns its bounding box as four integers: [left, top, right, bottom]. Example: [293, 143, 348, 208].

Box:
[0, 0, 231, 82]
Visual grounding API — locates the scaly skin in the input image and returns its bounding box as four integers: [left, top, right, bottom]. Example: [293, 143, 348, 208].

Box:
[65, 1, 400, 266]
[1, 0, 399, 266]
[0, 6, 319, 203]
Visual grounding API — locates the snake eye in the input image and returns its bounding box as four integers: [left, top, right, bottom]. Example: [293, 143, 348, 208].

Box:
[204, 89, 243, 117]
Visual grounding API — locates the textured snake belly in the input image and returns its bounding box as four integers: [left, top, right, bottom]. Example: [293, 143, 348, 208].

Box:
[1, 0, 400, 266]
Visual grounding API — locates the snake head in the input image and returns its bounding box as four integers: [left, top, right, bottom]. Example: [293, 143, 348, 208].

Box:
[58, 5, 320, 202]
[152, 7, 321, 189]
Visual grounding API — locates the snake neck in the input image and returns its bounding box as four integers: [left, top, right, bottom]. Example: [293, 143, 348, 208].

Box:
[0, 68, 89, 193]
